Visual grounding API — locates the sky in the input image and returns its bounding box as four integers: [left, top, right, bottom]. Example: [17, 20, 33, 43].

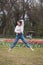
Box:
[25, 0, 40, 3]
[36, 0, 40, 3]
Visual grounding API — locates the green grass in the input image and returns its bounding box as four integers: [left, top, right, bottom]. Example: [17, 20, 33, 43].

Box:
[0, 45, 43, 65]
[0, 42, 43, 48]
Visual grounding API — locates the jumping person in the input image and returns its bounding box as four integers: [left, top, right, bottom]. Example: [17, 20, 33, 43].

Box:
[9, 20, 34, 51]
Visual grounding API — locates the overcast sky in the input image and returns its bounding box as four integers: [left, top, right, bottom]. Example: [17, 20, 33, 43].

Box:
[25, 0, 40, 3]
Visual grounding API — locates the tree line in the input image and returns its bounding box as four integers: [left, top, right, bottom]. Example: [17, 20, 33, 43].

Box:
[0, 0, 43, 37]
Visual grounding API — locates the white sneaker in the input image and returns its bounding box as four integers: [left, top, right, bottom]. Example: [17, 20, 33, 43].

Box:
[30, 47, 34, 51]
[8, 48, 12, 52]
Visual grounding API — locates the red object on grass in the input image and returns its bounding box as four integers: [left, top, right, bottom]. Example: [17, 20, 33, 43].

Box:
[3, 39, 43, 44]
[0, 38, 43, 44]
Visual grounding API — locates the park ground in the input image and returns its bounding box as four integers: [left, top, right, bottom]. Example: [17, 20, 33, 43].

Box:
[0, 45, 43, 65]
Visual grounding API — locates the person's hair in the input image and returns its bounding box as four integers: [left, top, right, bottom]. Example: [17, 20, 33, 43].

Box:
[19, 21, 22, 25]
[18, 21, 22, 25]
[15, 20, 22, 26]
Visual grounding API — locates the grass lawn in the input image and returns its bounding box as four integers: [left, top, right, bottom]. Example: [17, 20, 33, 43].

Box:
[0, 45, 43, 65]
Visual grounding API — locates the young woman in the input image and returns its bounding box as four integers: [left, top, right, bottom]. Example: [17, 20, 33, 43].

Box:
[9, 20, 34, 51]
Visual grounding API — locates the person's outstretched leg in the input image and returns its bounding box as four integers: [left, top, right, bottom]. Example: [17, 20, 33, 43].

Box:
[9, 34, 19, 51]
[20, 34, 34, 51]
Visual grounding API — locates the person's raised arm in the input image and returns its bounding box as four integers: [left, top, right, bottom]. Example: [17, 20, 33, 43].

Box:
[19, 20, 24, 27]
